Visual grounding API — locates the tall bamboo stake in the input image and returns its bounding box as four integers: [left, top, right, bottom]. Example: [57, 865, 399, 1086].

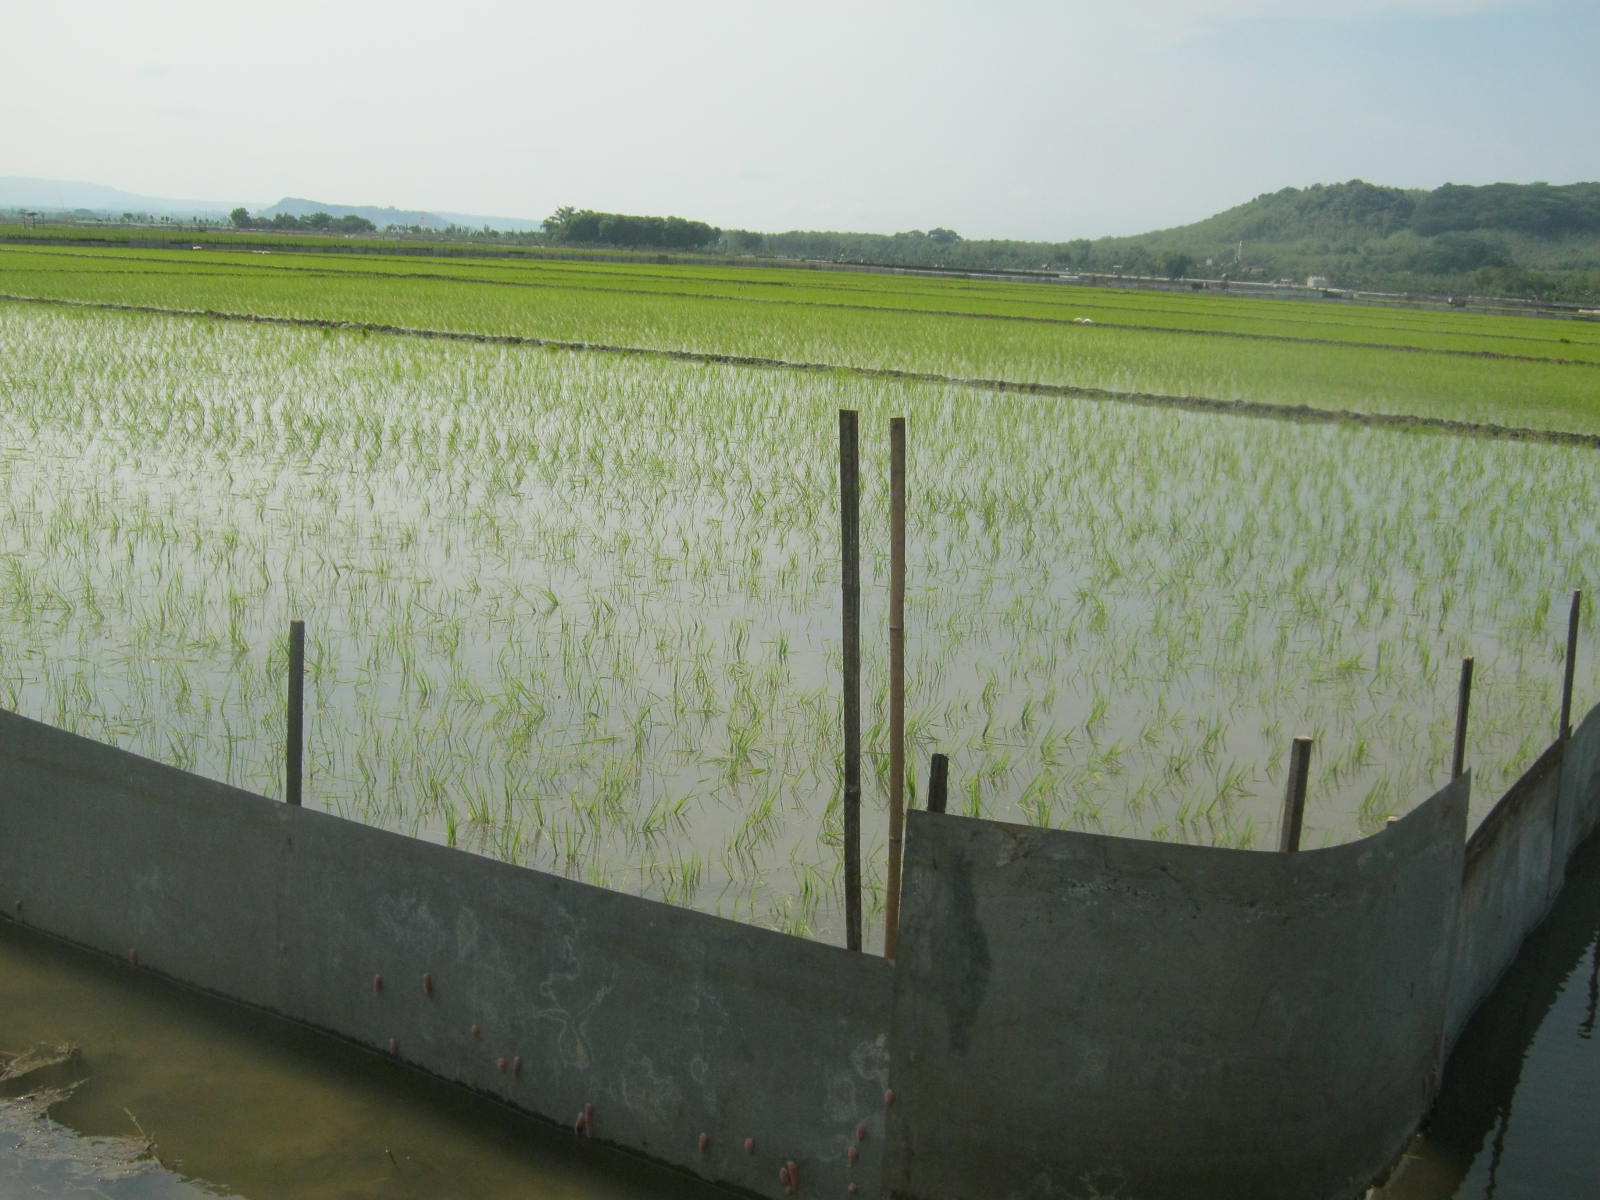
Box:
[884, 416, 907, 959]
[1279, 736, 1312, 853]
[840, 410, 862, 952]
[927, 753, 949, 815]
[286, 619, 305, 808]
[1452, 656, 1474, 780]
[1560, 589, 1581, 741]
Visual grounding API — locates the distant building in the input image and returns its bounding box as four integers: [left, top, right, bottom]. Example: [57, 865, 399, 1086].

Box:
[1307, 275, 1331, 288]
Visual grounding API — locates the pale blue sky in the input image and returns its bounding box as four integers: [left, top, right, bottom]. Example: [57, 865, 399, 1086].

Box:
[1, 0, 1593, 239]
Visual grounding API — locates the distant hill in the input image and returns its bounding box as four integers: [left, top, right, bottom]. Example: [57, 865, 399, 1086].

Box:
[5, 175, 1597, 303]
[260, 196, 542, 234]
[0, 177, 544, 234]
[732, 180, 1600, 304]
[0, 175, 235, 218]
[1087, 179, 1600, 300]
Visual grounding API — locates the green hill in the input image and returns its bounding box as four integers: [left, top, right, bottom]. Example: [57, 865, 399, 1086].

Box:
[732, 180, 1600, 304]
[1089, 179, 1600, 301]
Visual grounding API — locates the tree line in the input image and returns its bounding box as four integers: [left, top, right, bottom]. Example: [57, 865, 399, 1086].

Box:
[543, 207, 719, 250]
[208, 182, 1600, 304]
[230, 207, 375, 234]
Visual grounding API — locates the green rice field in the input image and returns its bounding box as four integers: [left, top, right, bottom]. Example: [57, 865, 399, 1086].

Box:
[1, 243, 1597, 944]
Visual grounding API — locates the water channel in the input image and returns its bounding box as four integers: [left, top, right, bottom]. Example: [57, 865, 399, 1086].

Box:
[0, 916, 721, 1199]
[1378, 828, 1600, 1200]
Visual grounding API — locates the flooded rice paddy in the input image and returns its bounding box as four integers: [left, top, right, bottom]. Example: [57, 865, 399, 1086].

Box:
[1, 300, 1597, 944]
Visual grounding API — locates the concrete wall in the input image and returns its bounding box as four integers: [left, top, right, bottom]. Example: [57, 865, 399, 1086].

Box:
[884, 783, 1468, 1200]
[1445, 707, 1600, 1047]
[5, 698, 1600, 1200]
[1556, 704, 1600, 867]
[1447, 742, 1564, 1042]
[0, 709, 894, 1200]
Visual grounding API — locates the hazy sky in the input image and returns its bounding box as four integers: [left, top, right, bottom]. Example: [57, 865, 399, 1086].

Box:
[2, 0, 1594, 240]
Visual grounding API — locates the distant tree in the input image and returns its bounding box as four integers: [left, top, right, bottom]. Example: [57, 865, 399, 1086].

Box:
[927, 227, 961, 244]
[1162, 252, 1194, 280]
[230, 207, 253, 229]
[334, 214, 375, 234]
[544, 207, 717, 250]
[664, 215, 716, 248]
[560, 209, 604, 243]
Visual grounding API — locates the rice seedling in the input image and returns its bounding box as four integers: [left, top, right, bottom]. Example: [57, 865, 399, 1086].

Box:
[1, 268, 1596, 946]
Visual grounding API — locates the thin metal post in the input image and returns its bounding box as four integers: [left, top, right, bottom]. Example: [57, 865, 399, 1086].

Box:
[927, 753, 949, 815]
[1278, 736, 1312, 853]
[286, 619, 305, 807]
[839, 411, 862, 953]
[1560, 589, 1581, 741]
[1452, 656, 1474, 780]
[885, 417, 907, 960]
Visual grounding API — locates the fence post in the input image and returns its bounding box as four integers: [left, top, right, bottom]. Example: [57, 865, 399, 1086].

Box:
[286, 619, 305, 808]
[1452, 656, 1474, 780]
[1561, 589, 1581, 742]
[927, 753, 949, 815]
[1279, 736, 1312, 853]
[839, 410, 862, 953]
[885, 416, 907, 960]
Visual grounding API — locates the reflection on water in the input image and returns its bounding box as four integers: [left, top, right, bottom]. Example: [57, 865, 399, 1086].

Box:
[1378, 830, 1600, 1199]
[0, 919, 721, 1200]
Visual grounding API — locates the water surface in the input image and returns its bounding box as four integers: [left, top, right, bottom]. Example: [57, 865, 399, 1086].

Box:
[1378, 830, 1600, 1199]
[0, 918, 723, 1199]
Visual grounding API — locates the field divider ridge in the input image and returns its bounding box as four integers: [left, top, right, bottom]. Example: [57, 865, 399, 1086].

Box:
[4, 291, 1598, 450]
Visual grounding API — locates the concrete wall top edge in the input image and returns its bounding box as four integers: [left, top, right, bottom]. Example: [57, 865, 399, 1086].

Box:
[1578, 698, 1600, 743]
[0, 706, 268, 809]
[1465, 737, 1564, 868]
[908, 769, 1468, 877]
[0, 707, 887, 979]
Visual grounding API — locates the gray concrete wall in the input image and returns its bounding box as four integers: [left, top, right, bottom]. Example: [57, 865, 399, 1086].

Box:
[1555, 704, 1600, 867]
[0, 709, 893, 1199]
[884, 781, 1469, 1200]
[6, 696, 1600, 1200]
[1447, 742, 1564, 1043]
[1444, 707, 1600, 1047]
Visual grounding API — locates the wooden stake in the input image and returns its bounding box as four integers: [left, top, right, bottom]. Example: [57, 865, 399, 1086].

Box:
[885, 417, 907, 960]
[286, 619, 305, 808]
[1279, 736, 1312, 853]
[839, 411, 862, 953]
[1452, 656, 1474, 780]
[927, 753, 949, 815]
[1560, 589, 1581, 742]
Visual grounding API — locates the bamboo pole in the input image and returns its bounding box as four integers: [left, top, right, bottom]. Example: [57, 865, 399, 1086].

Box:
[1560, 589, 1581, 742]
[1278, 736, 1312, 853]
[839, 411, 862, 953]
[885, 417, 907, 959]
[286, 619, 305, 808]
[927, 753, 949, 815]
[1452, 656, 1474, 780]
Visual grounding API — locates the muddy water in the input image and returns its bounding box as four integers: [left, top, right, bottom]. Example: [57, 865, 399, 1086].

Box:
[0, 920, 723, 1200]
[1378, 830, 1600, 1200]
